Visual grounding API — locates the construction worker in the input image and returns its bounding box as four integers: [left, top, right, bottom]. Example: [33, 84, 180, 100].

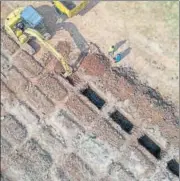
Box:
[113, 53, 122, 63]
[108, 45, 115, 57]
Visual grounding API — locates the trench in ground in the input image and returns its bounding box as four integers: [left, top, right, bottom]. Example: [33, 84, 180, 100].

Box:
[110, 110, 134, 134]
[138, 135, 161, 159]
[81, 87, 105, 109]
[167, 159, 179, 177]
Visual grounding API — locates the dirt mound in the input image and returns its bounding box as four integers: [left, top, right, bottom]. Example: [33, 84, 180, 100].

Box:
[56, 41, 71, 58]
[113, 66, 179, 125]
[40, 41, 72, 75]
[80, 53, 110, 76]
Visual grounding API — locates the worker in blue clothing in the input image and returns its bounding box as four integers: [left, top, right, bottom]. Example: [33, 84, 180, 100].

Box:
[113, 53, 122, 63]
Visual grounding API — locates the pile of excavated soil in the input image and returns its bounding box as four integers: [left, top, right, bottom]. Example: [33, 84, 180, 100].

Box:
[41, 52, 57, 67]
[38, 75, 67, 102]
[54, 61, 65, 75]
[55, 41, 71, 74]
[40, 41, 72, 75]
[41, 52, 64, 74]
[97, 71, 135, 101]
[56, 41, 71, 58]
[79, 43, 178, 126]
[80, 53, 110, 76]
[113, 67, 178, 124]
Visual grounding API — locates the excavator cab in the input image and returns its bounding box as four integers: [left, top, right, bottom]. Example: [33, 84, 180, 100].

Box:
[4, 5, 72, 77]
[4, 7, 35, 54]
[21, 6, 51, 40]
[5, 6, 51, 44]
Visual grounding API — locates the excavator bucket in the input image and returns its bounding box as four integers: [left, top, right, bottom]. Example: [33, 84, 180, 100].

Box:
[52, 1, 88, 18]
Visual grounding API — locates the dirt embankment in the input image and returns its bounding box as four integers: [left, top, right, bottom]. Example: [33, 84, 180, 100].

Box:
[113, 67, 179, 125]
[40, 41, 71, 74]
[80, 53, 110, 76]
[79, 43, 179, 126]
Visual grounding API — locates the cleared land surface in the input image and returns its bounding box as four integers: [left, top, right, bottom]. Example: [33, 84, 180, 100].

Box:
[1, 1, 179, 181]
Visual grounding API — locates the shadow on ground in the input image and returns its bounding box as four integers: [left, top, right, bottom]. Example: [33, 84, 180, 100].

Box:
[115, 40, 126, 50]
[121, 47, 132, 59]
[37, 5, 89, 53]
[28, 38, 41, 53]
[36, 5, 58, 35]
[79, 0, 100, 16]
[56, 22, 89, 52]
[118, 47, 132, 60]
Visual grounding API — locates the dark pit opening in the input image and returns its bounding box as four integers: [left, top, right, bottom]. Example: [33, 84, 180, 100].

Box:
[167, 159, 179, 177]
[81, 87, 105, 109]
[66, 76, 75, 86]
[110, 110, 133, 133]
[138, 135, 161, 159]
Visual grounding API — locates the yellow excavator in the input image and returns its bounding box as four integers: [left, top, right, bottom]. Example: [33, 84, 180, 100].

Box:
[4, 5, 72, 77]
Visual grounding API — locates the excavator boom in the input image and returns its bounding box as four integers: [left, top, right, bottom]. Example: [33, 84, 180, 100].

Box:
[4, 6, 72, 77]
[25, 28, 72, 77]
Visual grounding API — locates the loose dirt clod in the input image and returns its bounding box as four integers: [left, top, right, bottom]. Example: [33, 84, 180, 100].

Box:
[80, 53, 110, 76]
[56, 41, 71, 58]
[41, 41, 71, 74]
[113, 67, 178, 125]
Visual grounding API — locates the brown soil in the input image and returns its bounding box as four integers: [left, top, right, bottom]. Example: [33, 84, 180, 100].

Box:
[98, 71, 135, 101]
[40, 52, 52, 67]
[113, 67, 178, 124]
[56, 41, 71, 58]
[40, 52, 64, 74]
[13, 50, 43, 78]
[78, 47, 179, 144]
[54, 61, 65, 75]
[40, 41, 72, 75]
[38, 75, 67, 102]
[80, 53, 110, 76]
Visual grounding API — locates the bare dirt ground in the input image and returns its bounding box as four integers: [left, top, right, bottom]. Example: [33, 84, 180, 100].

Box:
[1, 1, 179, 181]
[71, 1, 179, 108]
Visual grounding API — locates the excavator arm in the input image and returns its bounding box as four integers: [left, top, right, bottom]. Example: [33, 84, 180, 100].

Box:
[24, 28, 72, 77]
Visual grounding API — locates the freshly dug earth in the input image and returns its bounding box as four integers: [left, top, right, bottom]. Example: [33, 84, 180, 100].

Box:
[56, 41, 71, 58]
[40, 41, 72, 74]
[41, 52, 57, 67]
[113, 67, 178, 124]
[78, 48, 179, 145]
[38, 75, 67, 102]
[80, 43, 178, 127]
[55, 41, 71, 74]
[40, 52, 64, 74]
[80, 53, 110, 76]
